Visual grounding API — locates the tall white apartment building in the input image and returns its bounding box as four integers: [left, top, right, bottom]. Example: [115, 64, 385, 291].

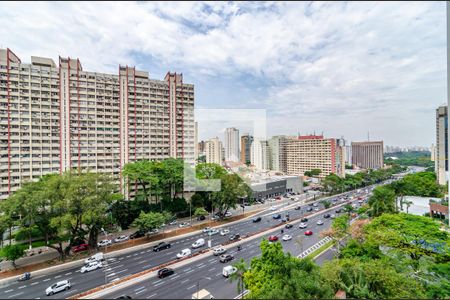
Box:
[436, 105, 448, 185]
[267, 135, 287, 172]
[0, 48, 195, 200]
[224, 127, 239, 162]
[205, 137, 223, 164]
[251, 138, 269, 170]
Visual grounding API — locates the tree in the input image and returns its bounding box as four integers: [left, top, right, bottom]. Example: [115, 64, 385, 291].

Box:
[230, 258, 248, 299]
[210, 173, 251, 218]
[368, 186, 396, 217]
[193, 207, 208, 218]
[131, 211, 167, 233]
[122, 160, 159, 203]
[0, 244, 25, 268]
[321, 200, 331, 209]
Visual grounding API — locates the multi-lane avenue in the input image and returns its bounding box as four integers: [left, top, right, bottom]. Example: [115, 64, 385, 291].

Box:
[0, 186, 376, 299]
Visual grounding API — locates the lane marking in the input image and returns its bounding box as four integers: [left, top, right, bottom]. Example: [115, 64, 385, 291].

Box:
[169, 275, 180, 280]
[134, 286, 146, 292]
[17, 286, 26, 289]
[43, 278, 51, 282]
[4, 289, 13, 293]
[147, 293, 157, 299]
[54, 275, 61, 279]
[31, 282, 39, 286]
[187, 284, 196, 290]
[111, 278, 120, 282]
[154, 281, 164, 287]
[65, 272, 72, 276]
[135, 288, 147, 295]
[8, 292, 24, 298]
[181, 279, 189, 284]
[208, 267, 216, 272]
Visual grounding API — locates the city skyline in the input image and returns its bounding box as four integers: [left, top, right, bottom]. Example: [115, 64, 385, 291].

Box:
[0, 1, 445, 147]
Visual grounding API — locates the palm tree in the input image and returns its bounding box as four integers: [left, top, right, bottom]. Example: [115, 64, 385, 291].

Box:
[230, 258, 248, 299]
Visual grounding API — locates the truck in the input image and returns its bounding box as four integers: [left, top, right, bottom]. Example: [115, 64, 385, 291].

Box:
[192, 289, 214, 299]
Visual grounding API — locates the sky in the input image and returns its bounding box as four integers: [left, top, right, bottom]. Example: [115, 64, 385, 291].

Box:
[0, 1, 446, 147]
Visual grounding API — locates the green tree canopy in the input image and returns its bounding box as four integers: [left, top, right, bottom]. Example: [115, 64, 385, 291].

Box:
[368, 186, 396, 217]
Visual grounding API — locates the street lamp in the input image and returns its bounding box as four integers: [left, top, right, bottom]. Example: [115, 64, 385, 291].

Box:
[196, 276, 211, 299]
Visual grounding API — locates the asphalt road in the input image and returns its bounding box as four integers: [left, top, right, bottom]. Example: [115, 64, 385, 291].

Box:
[0, 187, 369, 299]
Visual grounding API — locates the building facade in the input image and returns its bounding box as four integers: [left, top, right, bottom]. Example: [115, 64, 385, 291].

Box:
[224, 127, 239, 162]
[436, 105, 448, 185]
[351, 141, 384, 170]
[250, 138, 269, 170]
[267, 135, 287, 173]
[285, 135, 345, 178]
[0, 48, 195, 200]
[205, 137, 223, 164]
[240, 133, 253, 164]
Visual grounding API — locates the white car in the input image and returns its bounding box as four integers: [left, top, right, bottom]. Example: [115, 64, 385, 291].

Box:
[213, 246, 227, 256]
[282, 234, 292, 241]
[80, 260, 102, 273]
[169, 220, 178, 226]
[269, 206, 277, 211]
[177, 248, 191, 259]
[224, 212, 232, 217]
[313, 203, 318, 207]
[84, 252, 104, 264]
[314, 208, 319, 212]
[113, 235, 129, 243]
[192, 238, 205, 249]
[208, 229, 219, 236]
[330, 214, 336, 219]
[202, 227, 212, 233]
[222, 265, 237, 277]
[298, 222, 307, 229]
[317, 220, 324, 225]
[45, 280, 71, 296]
[97, 239, 112, 247]
[148, 228, 159, 235]
[220, 229, 230, 236]
[179, 222, 190, 228]
[211, 215, 220, 221]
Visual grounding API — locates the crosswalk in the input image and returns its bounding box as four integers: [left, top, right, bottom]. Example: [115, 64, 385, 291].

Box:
[297, 237, 333, 259]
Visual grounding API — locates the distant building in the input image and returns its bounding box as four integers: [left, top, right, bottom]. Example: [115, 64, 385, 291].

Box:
[205, 137, 223, 164]
[224, 127, 240, 162]
[436, 105, 448, 185]
[240, 134, 253, 164]
[251, 138, 269, 170]
[430, 143, 436, 162]
[285, 135, 345, 178]
[267, 136, 287, 173]
[249, 175, 303, 201]
[351, 141, 384, 169]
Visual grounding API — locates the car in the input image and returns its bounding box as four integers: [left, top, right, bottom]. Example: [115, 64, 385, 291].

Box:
[335, 209, 342, 213]
[281, 218, 287, 223]
[275, 196, 281, 200]
[282, 234, 292, 241]
[169, 219, 178, 225]
[272, 214, 281, 219]
[177, 248, 191, 259]
[147, 228, 159, 235]
[323, 214, 331, 219]
[116, 296, 132, 299]
[192, 238, 205, 248]
[211, 215, 220, 221]
[308, 203, 314, 206]
[45, 280, 71, 296]
[157, 268, 174, 279]
[208, 229, 219, 236]
[294, 206, 301, 210]
[330, 214, 336, 219]
[17, 272, 31, 282]
[72, 243, 89, 253]
[219, 254, 234, 263]
[313, 202, 318, 207]
[224, 212, 233, 217]
[97, 239, 112, 248]
[229, 234, 240, 241]
[316, 220, 324, 225]
[301, 217, 308, 222]
[220, 229, 230, 235]
[285, 223, 293, 229]
[269, 206, 277, 211]
[304, 230, 313, 236]
[244, 202, 251, 206]
[85, 252, 104, 264]
[306, 207, 313, 212]
[129, 230, 145, 239]
[298, 222, 307, 229]
[252, 217, 262, 223]
[223, 266, 237, 277]
[197, 215, 206, 221]
[153, 242, 171, 252]
[358, 199, 364, 204]
[213, 247, 227, 256]
[81, 260, 102, 273]
[268, 235, 278, 242]
[202, 227, 212, 233]
[179, 222, 190, 228]
[114, 235, 129, 243]
[314, 208, 319, 212]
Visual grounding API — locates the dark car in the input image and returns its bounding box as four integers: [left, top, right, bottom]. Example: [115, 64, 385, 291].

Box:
[308, 203, 314, 206]
[153, 242, 171, 252]
[281, 218, 287, 223]
[244, 202, 251, 206]
[229, 234, 240, 241]
[272, 214, 281, 219]
[252, 217, 262, 223]
[72, 243, 89, 253]
[335, 209, 342, 213]
[301, 217, 308, 222]
[158, 268, 174, 279]
[17, 272, 31, 282]
[116, 296, 132, 299]
[323, 214, 331, 219]
[219, 254, 234, 263]
[197, 215, 206, 221]
[306, 207, 313, 212]
[285, 223, 293, 229]
[294, 206, 301, 210]
[130, 230, 145, 239]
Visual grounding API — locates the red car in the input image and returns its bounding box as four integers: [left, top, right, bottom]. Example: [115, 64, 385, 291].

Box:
[268, 235, 278, 242]
[304, 230, 313, 236]
[71, 243, 89, 253]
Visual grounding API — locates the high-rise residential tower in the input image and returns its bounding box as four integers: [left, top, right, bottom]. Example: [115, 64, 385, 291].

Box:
[224, 127, 239, 162]
[251, 138, 269, 170]
[351, 141, 384, 170]
[205, 137, 223, 164]
[240, 133, 253, 164]
[436, 105, 448, 185]
[0, 48, 195, 200]
[267, 135, 287, 172]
